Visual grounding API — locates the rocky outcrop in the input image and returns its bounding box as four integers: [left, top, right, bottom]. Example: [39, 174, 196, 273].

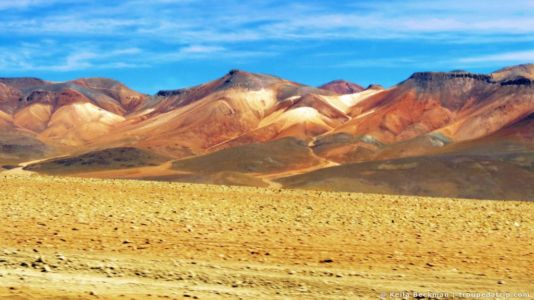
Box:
[408, 72, 493, 84]
[500, 76, 534, 86]
[409, 69, 534, 87]
[156, 89, 187, 97]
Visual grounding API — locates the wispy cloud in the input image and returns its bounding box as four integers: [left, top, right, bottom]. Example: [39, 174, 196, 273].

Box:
[3, 0, 534, 42]
[458, 50, 534, 64]
[0, 0, 532, 74]
[0, 41, 271, 72]
[179, 45, 226, 55]
[0, 42, 145, 72]
[148, 45, 274, 64]
[331, 49, 534, 70]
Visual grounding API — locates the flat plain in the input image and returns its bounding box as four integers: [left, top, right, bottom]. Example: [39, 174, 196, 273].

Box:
[0, 174, 532, 299]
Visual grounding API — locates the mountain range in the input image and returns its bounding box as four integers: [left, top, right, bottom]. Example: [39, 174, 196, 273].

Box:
[1, 64, 533, 200]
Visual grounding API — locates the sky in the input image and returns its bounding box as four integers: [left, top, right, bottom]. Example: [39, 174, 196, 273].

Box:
[0, 0, 533, 93]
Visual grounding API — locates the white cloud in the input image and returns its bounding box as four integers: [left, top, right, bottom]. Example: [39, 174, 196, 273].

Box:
[329, 49, 534, 70]
[2, 0, 534, 43]
[0, 0, 533, 72]
[0, 40, 271, 72]
[458, 50, 534, 64]
[180, 45, 226, 54]
[0, 42, 146, 72]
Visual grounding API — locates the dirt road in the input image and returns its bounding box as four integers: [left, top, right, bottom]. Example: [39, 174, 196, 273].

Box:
[0, 175, 532, 299]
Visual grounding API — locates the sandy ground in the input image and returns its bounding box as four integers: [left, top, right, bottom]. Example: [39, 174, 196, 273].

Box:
[0, 175, 532, 299]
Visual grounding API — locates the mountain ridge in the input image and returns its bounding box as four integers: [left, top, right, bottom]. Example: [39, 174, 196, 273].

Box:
[1, 64, 533, 200]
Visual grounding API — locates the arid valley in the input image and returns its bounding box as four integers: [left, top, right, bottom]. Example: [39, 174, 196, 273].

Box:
[0, 63, 533, 299]
[0, 174, 532, 299]
[1, 1, 534, 297]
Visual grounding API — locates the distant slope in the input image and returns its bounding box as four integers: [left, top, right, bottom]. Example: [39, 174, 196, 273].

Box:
[314, 67, 534, 164]
[0, 65, 533, 200]
[491, 63, 534, 81]
[319, 80, 364, 95]
[278, 154, 534, 200]
[172, 137, 323, 174]
[0, 77, 148, 152]
[0, 131, 50, 165]
[280, 115, 534, 200]
[71, 78, 147, 112]
[24, 147, 169, 174]
[154, 69, 332, 112]
[93, 70, 343, 158]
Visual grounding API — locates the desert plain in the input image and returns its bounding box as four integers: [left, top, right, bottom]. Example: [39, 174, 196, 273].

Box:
[0, 174, 532, 299]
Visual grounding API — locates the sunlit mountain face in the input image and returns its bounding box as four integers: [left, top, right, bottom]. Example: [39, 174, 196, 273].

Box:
[2, 64, 533, 200]
[1, 1, 533, 93]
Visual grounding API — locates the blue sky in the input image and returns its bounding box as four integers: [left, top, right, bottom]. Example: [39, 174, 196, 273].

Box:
[0, 0, 533, 93]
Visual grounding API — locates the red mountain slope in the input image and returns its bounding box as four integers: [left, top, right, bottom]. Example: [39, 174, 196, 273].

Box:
[1, 64, 533, 199]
